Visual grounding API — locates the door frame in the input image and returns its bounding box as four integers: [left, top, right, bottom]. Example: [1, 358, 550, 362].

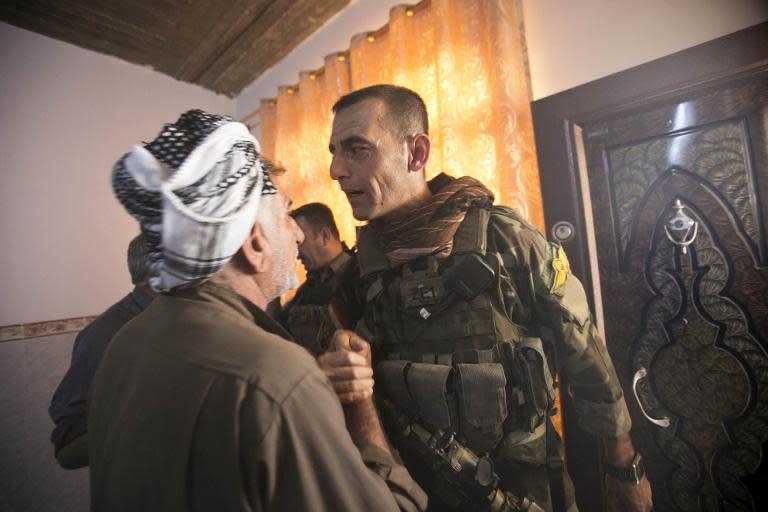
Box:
[530, 22, 768, 511]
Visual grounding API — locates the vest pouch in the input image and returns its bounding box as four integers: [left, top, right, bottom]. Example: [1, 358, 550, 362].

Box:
[399, 257, 444, 309]
[454, 363, 508, 454]
[512, 337, 555, 432]
[405, 363, 453, 430]
[375, 360, 418, 417]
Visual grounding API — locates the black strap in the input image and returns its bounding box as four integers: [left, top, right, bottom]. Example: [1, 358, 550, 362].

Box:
[546, 417, 567, 512]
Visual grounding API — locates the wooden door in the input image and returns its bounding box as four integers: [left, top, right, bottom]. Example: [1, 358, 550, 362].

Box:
[532, 24, 768, 512]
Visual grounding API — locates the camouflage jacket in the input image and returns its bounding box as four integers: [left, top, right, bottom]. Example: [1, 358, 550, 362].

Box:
[488, 206, 631, 437]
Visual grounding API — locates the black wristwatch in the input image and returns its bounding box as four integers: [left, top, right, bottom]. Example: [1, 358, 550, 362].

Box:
[605, 452, 645, 485]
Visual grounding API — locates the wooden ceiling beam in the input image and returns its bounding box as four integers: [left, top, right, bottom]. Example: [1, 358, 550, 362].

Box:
[196, 0, 350, 96]
[0, 0, 350, 97]
[171, 0, 272, 84]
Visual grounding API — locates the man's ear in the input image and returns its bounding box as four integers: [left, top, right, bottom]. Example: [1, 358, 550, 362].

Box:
[320, 226, 331, 245]
[408, 133, 430, 173]
[240, 222, 270, 273]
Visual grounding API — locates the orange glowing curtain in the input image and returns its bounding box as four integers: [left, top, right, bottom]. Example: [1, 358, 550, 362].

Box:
[258, 0, 543, 246]
[350, 0, 543, 230]
[257, 54, 356, 248]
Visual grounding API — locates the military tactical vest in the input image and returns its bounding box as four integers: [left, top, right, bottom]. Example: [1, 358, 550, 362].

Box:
[357, 207, 556, 460]
[281, 250, 354, 355]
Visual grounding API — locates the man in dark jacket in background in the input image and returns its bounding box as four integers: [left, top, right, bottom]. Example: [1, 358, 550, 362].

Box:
[49, 234, 154, 469]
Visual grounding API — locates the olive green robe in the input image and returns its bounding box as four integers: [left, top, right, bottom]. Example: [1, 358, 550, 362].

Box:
[88, 282, 426, 511]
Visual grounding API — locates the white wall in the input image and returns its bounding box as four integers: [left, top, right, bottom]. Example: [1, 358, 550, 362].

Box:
[0, 22, 233, 326]
[523, 0, 768, 100]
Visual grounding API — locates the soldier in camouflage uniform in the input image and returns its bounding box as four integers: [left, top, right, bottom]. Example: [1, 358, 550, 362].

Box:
[279, 202, 355, 354]
[320, 85, 653, 512]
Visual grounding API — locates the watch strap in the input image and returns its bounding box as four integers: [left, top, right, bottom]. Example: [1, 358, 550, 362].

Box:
[605, 452, 645, 485]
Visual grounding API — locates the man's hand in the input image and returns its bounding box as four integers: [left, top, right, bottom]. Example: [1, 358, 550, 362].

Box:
[605, 474, 653, 512]
[318, 330, 392, 454]
[317, 330, 374, 404]
[604, 434, 653, 511]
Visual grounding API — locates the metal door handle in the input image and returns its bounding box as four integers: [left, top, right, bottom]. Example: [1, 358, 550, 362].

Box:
[632, 367, 671, 428]
[664, 199, 698, 254]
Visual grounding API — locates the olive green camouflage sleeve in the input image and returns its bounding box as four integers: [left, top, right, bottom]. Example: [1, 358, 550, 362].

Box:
[490, 206, 632, 437]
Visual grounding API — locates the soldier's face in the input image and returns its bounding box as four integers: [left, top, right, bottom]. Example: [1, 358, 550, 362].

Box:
[329, 98, 409, 221]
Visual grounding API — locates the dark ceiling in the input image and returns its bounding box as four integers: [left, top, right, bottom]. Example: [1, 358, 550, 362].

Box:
[0, 0, 350, 97]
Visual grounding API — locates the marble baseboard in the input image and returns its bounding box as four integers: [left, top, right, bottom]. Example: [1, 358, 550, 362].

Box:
[0, 316, 96, 342]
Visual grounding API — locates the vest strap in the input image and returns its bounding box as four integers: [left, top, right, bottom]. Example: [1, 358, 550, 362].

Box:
[356, 225, 390, 277]
[365, 277, 385, 303]
[452, 207, 490, 255]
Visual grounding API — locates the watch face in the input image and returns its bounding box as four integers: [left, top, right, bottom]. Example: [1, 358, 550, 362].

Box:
[634, 453, 646, 481]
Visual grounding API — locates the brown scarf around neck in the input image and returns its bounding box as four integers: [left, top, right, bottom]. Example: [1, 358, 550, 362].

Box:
[368, 173, 494, 265]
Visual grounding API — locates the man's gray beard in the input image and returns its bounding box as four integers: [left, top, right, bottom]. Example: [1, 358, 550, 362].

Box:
[276, 263, 299, 297]
[269, 238, 299, 298]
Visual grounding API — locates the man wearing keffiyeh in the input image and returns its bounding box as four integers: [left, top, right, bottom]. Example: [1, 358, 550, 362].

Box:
[323, 85, 653, 512]
[87, 110, 426, 512]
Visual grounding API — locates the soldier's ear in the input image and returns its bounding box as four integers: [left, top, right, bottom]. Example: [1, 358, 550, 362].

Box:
[240, 222, 270, 273]
[408, 133, 430, 173]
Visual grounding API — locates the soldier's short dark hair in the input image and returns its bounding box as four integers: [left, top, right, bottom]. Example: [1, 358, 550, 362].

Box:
[332, 84, 428, 141]
[127, 234, 151, 285]
[290, 203, 340, 240]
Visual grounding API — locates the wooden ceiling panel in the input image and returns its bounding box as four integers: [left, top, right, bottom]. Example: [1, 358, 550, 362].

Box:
[198, 0, 349, 94]
[172, 0, 274, 83]
[0, 0, 350, 97]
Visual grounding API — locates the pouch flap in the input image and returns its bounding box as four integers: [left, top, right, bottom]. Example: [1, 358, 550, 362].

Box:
[405, 363, 453, 429]
[375, 360, 417, 416]
[455, 363, 508, 428]
[520, 337, 554, 398]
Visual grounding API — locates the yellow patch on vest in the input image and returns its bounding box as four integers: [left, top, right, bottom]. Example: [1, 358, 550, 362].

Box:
[550, 245, 570, 294]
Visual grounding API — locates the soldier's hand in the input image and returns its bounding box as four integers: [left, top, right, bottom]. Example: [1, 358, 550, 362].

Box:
[605, 474, 653, 512]
[317, 330, 374, 404]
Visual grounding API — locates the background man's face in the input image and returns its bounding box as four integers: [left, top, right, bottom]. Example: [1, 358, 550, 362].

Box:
[295, 216, 325, 272]
[329, 98, 409, 221]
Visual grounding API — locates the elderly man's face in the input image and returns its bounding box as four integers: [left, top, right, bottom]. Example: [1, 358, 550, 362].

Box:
[329, 98, 409, 221]
[259, 190, 304, 298]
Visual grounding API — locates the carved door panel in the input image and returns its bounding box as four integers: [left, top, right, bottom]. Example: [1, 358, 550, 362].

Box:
[576, 66, 768, 511]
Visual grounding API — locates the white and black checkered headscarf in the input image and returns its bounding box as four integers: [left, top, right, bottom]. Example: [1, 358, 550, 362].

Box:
[112, 109, 277, 291]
